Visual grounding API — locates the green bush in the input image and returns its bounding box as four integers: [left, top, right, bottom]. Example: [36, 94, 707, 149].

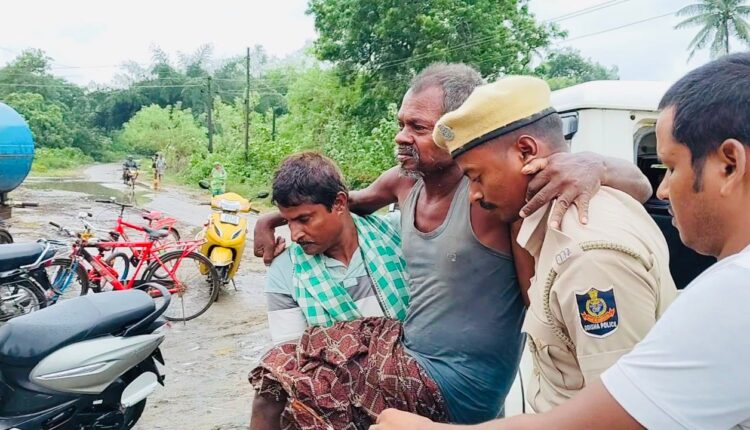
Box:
[31, 147, 95, 173]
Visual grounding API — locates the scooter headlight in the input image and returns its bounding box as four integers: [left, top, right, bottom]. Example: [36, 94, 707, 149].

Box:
[231, 229, 242, 240]
[213, 224, 222, 237]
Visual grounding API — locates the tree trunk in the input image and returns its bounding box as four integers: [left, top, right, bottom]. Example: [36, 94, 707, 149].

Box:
[725, 19, 730, 55]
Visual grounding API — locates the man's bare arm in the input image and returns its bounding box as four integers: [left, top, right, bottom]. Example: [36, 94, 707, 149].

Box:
[520, 152, 652, 229]
[349, 166, 414, 215]
[373, 382, 643, 430]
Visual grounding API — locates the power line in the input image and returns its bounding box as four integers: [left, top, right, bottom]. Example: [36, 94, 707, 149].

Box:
[562, 10, 677, 43]
[548, 0, 631, 23]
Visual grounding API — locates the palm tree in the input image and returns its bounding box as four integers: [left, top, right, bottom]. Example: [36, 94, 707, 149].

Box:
[675, 0, 750, 59]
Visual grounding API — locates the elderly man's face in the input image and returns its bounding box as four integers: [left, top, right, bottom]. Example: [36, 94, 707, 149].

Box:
[395, 87, 455, 177]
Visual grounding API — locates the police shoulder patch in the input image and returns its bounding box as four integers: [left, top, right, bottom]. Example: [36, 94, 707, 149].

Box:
[575, 287, 618, 338]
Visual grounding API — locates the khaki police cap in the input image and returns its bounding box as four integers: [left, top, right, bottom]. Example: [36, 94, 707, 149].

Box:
[433, 76, 555, 158]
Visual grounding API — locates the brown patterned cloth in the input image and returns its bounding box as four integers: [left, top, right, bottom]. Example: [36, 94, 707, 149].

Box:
[249, 317, 449, 430]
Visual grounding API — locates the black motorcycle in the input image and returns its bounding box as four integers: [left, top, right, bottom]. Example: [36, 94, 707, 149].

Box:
[0, 286, 170, 429]
[0, 241, 59, 323]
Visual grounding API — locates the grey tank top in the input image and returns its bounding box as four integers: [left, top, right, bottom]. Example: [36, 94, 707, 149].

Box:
[401, 177, 526, 424]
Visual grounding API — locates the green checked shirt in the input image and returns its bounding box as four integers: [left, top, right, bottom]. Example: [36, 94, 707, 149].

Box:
[265, 213, 404, 344]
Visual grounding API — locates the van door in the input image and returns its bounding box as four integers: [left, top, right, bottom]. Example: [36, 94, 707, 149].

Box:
[635, 127, 715, 289]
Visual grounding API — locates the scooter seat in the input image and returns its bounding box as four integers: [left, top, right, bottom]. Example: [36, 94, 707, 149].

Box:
[0, 243, 54, 273]
[0, 290, 155, 367]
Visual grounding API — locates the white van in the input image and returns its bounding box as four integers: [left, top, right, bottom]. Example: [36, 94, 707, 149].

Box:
[551, 80, 715, 289]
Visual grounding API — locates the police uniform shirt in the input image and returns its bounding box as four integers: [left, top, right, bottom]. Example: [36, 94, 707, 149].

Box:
[602, 245, 750, 430]
[517, 186, 677, 413]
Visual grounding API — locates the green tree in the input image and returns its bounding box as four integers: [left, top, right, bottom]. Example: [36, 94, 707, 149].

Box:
[308, 0, 561, 120]
[676, 0, 750, 59]
[3, 92, 72, 148]
[534, 48, 619, 90]
[118, 104, 207, 170]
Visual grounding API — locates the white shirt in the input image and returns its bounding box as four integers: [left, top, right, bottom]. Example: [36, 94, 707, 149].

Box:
[602, 245, 750, 429]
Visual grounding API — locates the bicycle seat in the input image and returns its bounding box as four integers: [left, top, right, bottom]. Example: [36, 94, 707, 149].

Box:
[144, 227, 170, 240]
[142, 210, 163, 222]
[0, 243, 54, 272]
[0, 290, 155, 367]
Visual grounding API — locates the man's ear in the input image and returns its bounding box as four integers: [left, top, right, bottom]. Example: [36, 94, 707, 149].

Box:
[517, 135, 540, 164]
[717, 139, 746, 197]
[332, 192, 349, 214]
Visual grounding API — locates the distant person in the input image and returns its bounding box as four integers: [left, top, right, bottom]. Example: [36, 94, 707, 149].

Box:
[122, 155, 139, 184]
[153, 153, 166, 190]
[210, 162, 227, 196]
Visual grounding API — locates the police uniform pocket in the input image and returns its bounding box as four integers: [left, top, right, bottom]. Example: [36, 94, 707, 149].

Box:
[524, 312, 584, 393]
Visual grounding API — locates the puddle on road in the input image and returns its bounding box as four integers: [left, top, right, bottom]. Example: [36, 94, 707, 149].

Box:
[27, 180, 152, 206]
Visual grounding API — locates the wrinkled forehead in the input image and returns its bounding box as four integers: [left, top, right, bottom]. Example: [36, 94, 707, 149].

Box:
[399, 87, 444, 119]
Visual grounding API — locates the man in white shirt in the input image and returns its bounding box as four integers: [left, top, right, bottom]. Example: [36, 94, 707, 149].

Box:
[373, 52, 750, 430]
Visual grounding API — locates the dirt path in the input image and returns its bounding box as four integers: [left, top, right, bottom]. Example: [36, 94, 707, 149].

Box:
[8, 164, 277, 429]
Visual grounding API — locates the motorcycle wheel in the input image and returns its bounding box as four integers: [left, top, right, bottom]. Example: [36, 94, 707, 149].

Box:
[0, 229, 12, 244]
[0, 280, 47, 323]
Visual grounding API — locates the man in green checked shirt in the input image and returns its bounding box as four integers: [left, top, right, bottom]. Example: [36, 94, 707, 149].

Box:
[250, 151, 421, 430]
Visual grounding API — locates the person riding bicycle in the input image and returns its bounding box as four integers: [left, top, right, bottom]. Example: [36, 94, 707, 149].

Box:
[122, 156, 139, 184]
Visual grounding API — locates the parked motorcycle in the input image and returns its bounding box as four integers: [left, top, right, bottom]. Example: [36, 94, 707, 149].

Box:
[0, 285, 169, 429]
[0, 220, 11, 244]
[0, 241, 60, 323]
[197, 182, 267, 286]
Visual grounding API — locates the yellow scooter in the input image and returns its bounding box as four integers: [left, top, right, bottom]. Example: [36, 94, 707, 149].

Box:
[198, 181, 267, 286]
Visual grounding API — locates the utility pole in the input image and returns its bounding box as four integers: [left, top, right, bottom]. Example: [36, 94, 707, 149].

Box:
[244, 47, 250, 161]
[272, 108, 277, 141]
[207, 76, 214, 153]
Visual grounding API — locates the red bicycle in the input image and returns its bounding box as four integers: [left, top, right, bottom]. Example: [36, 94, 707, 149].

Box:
[48, 221, 219, 321]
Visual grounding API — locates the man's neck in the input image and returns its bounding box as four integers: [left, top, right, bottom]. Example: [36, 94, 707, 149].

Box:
[420, 163, 464, 201]
[324, 213, 359, 266]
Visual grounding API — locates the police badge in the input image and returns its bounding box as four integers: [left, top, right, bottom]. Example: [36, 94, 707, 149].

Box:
[437, 123, 455, 141]
[576, 287, 618, 338]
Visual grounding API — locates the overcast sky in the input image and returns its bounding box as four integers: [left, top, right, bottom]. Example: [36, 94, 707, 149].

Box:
[0, 0, 741, 86]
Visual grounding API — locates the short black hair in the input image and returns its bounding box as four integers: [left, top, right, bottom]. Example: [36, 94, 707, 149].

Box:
[272, 151, 348, 210]
[659, 52, 750, 191]
[522, 112, 566, 150]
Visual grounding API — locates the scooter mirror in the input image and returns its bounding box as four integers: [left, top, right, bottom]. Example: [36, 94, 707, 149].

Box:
[198, 180, 210, 190]
[256, 192, 269, 199]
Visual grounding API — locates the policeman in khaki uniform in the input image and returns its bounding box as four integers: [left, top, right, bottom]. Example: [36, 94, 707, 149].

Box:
[432, 76, 678, 413]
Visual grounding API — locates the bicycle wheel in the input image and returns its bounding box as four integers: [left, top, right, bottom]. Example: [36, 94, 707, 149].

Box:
[45, 258, 89, 301]
[144, 250, 219, 321]
[0, 280, 47, 323]
[99, 252, 131, 292]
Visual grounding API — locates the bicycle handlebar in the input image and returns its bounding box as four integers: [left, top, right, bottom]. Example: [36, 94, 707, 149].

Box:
[95, 199, 133, 208]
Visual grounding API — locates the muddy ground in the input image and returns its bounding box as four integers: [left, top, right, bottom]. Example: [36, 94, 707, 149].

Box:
[8, 164, 282, 430]
[6, 163, 532, 429]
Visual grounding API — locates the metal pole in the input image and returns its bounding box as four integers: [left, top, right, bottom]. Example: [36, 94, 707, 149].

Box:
[207, 76, 214, 153]
[244, 47, 250, 161]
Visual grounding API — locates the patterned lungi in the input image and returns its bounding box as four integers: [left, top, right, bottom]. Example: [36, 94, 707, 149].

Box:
[249, 317, 448, 430]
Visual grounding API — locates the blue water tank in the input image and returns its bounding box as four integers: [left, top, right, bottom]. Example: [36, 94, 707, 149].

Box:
[0, 102, 34, 194]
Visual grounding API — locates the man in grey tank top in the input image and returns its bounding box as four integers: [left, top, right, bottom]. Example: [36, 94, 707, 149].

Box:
[251, 63, 653, 426]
